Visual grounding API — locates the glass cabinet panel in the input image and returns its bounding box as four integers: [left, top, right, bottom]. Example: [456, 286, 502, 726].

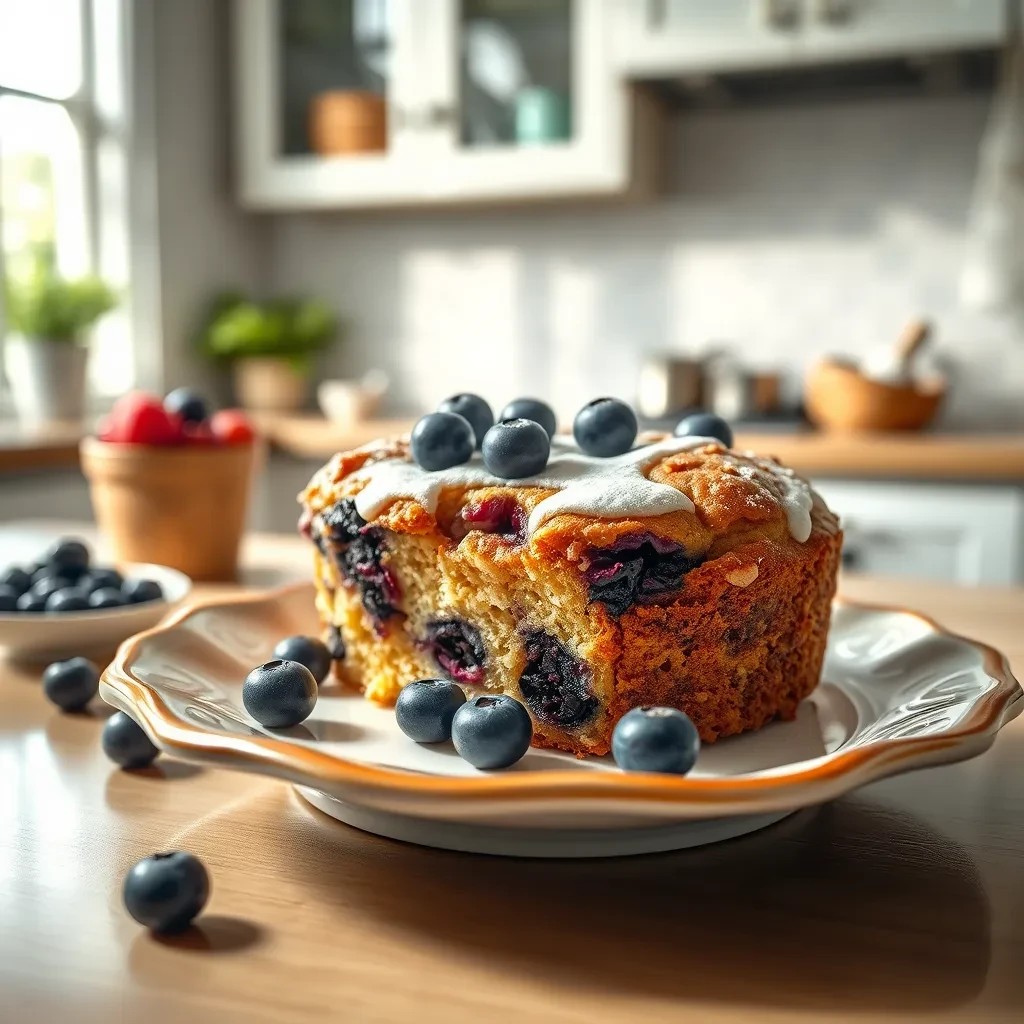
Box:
[278, 0, 391, 157]
[458, 0, 573, 149]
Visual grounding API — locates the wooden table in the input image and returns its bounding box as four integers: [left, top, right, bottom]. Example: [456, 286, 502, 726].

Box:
[2, 548, 1023, 1024]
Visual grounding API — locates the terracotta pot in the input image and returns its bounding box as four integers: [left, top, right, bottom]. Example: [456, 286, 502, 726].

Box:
[3, 336, 89, 425]
[310, 90, 387, 155]
[80, 437, 262, 582]
[233, 357, 309, 413]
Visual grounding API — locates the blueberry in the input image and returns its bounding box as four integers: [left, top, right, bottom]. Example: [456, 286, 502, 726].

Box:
[518, 629, 597, 728]
[396, 679, 467, 743]
[0, 566, 32, 595]
[424, 618, 486, 684]
[123, 852, 210, 933]
[30, 575, 72, 601]
[612, 706, 700, 774]
[481, 419, 550, 479]
[410, 412, 475, 472]
[498, 398, 557, 440]
[44, 538, 90, 578]
[16, 591, 47, 612]
[0, 585, 18, 612]
[164, 387, 209, 424]
[673, 411, 733, 448]
[83, 567, 124, 592]
[89, 587, 127, 610]
[42, 657, 100, 711]
[103, 711, 160, 768]
[272, 635, 332, 685]
[573, 398, 638, 457]
[242, 659, 318, 728]
[122, 578, 164, 604]
[438, 393, 493, 449]
[451, 694, 533, 770]
[45, 588, 90, 613]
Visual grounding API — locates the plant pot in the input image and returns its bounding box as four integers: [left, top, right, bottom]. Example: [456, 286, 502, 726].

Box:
[80, 437, 263, 582]
[3, 336, 89, 425]
[233, 357, 309, 413]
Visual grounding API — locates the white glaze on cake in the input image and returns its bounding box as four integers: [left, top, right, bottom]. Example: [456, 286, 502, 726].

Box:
[350, 435, 817, 542]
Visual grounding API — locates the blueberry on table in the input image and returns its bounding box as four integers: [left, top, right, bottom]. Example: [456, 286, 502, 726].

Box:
[83, 567, 124, 593]
[673, 411, 734, 449]
[44, 538, 90, 578]
[573, 398, 638, 457]
[242, 660, 318, 728]
[45, 588, 90, 613]
[612, 706, 700, 775]
[410, 412, 476, 472]
[272, 635, 332, 685]
[0, 585, 18, 612]
[16, 591, 47, 612]
[89, 587, 127, 610]
[103, 711, 160, 768]
[122, 578, 164, 604]
[481, 419, 550, 479]
[438, 393, 494, 450]
[0, 566, 32, 595]
[42, 657, 100, 712]
[499, 398, 557, 440]
[396, 679, 467, 743]
[123, 852, 210, 933]
[451, 694, 533, 769]
[163, 386, 209, 424]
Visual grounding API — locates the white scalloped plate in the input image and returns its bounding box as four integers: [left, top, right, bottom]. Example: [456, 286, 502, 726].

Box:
[100, 584, 1021, 857]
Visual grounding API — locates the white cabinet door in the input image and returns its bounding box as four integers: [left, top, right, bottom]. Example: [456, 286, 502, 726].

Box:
[799, 0, 1005, 62]
[815, 481, 1024, 586]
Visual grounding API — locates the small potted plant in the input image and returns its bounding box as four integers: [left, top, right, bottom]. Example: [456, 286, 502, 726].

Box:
[198, 292, 338, 413]
[3, 254, 117, 425]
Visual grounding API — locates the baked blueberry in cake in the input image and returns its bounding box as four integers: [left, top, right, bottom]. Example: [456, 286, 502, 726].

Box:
[299, 396, 842, 757]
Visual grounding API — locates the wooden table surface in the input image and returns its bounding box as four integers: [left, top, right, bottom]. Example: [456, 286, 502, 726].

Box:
[2, 546, 1023, 1024]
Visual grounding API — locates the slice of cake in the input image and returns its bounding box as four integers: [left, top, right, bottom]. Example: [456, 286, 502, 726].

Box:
[299, 408, 841, 757]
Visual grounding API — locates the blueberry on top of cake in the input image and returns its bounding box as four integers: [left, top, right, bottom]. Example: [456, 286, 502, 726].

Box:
[300, 397, 841, 757]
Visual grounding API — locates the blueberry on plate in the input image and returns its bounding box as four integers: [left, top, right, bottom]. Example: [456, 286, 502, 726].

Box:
[42, 657, 100, 712]
[164, 386, 209, 425]
[451, 694, 533, 770]
[410, 411, 476, 472]
[0, 566, 32, 595]
[83, 567, 124, 593]
[44, 537, 90, 578]
[123, 852, 209, 933]
[122, 578, 164, 604]
[45, 588, 90, 613]
[29, 575, 73, 602]
[103, 711, 160, 768]
[0, 585, 19, 612]
[16, 590, 47, 612]
[89, 587, 127, 610]
[395, 679, 467, 743]
[481, 419, 550, 479]
[272, 635, 332, 685]
[612, 706, 700, 774]
[673, 411, 733, 449]
[438, 393, 494, 449]
[573, 398, 638, 458]
[242, 660, 318, 728]
[498, 398, 557, 440]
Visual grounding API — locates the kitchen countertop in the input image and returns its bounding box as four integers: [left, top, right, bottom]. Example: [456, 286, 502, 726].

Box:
[254, 415, 1024, 482]
[1, 533, 1023, 1024]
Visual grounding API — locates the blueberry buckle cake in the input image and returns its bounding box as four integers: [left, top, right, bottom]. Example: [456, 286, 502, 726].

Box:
[299, 398, 841, 757]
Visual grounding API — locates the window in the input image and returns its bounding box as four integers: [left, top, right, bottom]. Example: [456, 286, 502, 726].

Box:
[0, 0, 133, 399]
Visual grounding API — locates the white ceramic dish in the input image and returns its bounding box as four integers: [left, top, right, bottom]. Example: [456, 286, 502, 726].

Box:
[100, 583, 1021, 857]
[0, 562, 192, 661]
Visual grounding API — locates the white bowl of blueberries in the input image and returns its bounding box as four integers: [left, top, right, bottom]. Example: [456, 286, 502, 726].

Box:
[0, 537, 191, 661]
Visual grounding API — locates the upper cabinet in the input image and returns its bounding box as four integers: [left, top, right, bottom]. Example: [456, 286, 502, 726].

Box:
[234, 0, 653, 210]
[609, 0, 1007, 75]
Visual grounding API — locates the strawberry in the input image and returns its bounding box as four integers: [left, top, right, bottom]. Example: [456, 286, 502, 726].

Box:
[104, 392, 184, 445]
[209, 409, 256, 445]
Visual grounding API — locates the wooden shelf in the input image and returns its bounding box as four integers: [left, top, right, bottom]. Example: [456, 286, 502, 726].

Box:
[0, 422, 84, 475]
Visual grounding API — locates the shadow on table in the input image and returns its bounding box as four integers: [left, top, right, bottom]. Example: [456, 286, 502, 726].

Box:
[278, 795, 996, 1014]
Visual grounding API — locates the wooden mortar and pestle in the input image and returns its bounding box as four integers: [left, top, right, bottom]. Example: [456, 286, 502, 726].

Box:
[804, 320, 947, 432]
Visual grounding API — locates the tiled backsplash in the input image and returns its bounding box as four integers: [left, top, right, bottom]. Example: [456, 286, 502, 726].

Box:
[268, 93, 1024, 428]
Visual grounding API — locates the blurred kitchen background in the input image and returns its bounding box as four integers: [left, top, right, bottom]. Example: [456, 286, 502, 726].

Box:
[2, 0, 1024, 584]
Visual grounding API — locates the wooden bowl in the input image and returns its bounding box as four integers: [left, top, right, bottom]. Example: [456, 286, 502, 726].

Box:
[805, 359, 946, 433]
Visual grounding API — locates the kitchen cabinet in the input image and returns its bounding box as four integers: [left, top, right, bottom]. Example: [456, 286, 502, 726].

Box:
[816, 480, 1024, 586]
[610, 0, 1006, 76]
[234, 0, 654, 209]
